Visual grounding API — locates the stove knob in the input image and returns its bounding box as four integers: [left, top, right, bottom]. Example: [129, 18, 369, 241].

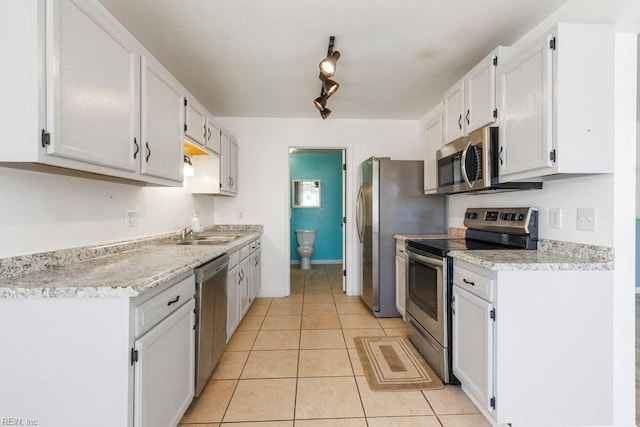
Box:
[516, 213, 524, 221]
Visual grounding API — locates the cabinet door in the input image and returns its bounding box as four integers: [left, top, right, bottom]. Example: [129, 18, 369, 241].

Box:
[226, 263, 239, 340]
[46, 0, 139, 172]
[424, 114, 443, 193]
[452, 286, 494, 413]
[395, 254, 406, 318]
[238, 257, 250, 318]
[140, 57, 183, 182]
[497, 40, 553, 180]
[184, 98, 206, 146]
[219, 132, 231, 192]
[465, 55, 497, 133]
[443, 80, 465, 144]
[229, 138, 238, 193]
[134, 299, 195, 427]
[206, 118, 221, 154]
[252, 249, 261, 301]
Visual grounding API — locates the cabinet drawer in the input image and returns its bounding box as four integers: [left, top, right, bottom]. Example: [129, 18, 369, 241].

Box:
[228, 251, 240, 269]
[239, 244, 250, 260]
[395, 242, 406, 257]
[250, 238, 261, 252]
[453, 266, 494, 302]
[135, 274, 195, 337]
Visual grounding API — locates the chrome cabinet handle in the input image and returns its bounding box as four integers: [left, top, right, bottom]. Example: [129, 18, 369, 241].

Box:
[145, 142, 151, 162]
[462, 278, 476, 286]
[133, 138, 139, 159]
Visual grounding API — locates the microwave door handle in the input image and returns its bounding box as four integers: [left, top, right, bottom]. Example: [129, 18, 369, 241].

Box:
[461, 141, 474, 188]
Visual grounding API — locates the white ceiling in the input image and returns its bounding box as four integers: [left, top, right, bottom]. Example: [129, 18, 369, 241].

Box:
[98, 0, 569, 120]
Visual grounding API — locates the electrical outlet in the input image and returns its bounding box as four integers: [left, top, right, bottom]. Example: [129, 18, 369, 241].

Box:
[576, 208, 596, 232]
[238, 211, 243, 220]
[126, 210, 138, 227]
[549, 208, 562, 229]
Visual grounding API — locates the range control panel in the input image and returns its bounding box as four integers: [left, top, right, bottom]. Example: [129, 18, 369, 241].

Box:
[463, 207, 538, 235]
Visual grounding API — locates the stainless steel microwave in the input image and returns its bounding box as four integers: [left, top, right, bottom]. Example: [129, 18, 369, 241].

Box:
[436, 126, 542, 194]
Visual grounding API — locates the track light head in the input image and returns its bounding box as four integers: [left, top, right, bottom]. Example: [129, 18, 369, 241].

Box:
[322, 77, 339, 97]
[319, 51, 340, 77]
[313, 94, 328, 111]
[320, 108, 332, 120]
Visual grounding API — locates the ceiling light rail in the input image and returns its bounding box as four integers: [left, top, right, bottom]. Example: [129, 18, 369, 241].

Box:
[314, 36, 341, 119]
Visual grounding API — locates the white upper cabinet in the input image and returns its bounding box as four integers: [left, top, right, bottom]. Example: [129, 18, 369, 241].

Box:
[206, 117, 221, 155]
[1, 0, 188, 186]
[443, 80, 465, 144]
[423, 103, 443, 194]
[140, 57, 184, 182]
[184, 97, 207, 146]
[443, 47, 511, 145]
[497, 24, 614, 182]
[219, 132, 239, 195]
[46, 0, 139, 172]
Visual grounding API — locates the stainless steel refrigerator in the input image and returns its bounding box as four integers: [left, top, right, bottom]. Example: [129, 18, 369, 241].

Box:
[356, 157, 445, 317]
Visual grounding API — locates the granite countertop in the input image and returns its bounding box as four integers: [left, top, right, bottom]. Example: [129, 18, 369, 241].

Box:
[0, 226, 262, 298]
[449, 239, 614, 271]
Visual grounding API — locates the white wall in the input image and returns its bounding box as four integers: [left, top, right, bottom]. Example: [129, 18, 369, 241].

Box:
[0, 167, 214, 258]
[213, 117, 421, 298]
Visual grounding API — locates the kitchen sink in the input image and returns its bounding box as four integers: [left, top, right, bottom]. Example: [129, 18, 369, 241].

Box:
[176, 235, 240, 246]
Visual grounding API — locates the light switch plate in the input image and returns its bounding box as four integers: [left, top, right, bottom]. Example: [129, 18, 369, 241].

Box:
[126, 210, 138, 227]
[576, 208, 596, 232]
[549, 208, 562, 229]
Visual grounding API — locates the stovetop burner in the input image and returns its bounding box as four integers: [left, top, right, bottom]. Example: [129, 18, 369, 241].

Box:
[406, 238, 522, 257]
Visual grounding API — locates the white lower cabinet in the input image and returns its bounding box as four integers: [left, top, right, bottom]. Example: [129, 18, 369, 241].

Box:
[0, 272, 196, 427]
[452, 259, 615, 427]
[249, 242, 262, 303]
[394, 241, 406, 318]
[226, 251, 240, 340]
[226, 239, 262, 341]
[133, 299, 195, 427]
[238, 255, 251, 318]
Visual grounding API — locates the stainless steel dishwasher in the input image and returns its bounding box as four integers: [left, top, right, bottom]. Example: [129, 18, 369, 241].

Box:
[194, 254, 229, 397]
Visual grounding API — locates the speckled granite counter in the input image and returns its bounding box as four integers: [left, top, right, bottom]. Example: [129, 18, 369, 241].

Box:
[0, 225, 262, 298]
[450, 239, 613, 271]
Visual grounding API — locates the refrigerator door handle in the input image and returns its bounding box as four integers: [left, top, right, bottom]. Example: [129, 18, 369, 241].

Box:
[356, 185, 365, 243]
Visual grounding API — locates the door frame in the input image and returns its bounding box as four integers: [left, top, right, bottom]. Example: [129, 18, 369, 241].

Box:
[286, 147, 348, 293]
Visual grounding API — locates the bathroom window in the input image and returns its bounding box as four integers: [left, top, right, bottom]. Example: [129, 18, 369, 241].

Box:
[292, 179, 321, 208]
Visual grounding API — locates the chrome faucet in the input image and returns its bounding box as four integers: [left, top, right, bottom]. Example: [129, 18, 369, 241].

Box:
[180, 226, 194, 240]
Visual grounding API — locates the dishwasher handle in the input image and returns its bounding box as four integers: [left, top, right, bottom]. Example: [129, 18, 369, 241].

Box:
[195, 254, 230, 283]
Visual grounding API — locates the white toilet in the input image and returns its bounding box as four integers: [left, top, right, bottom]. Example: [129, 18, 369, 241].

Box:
[295, 229, 316, 270]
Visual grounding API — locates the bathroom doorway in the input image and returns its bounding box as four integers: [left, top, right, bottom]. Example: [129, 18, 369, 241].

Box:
[288, 148, 347, 291]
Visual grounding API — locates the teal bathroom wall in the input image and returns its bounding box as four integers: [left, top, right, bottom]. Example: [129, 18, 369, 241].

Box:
[290, 150, 343, 262]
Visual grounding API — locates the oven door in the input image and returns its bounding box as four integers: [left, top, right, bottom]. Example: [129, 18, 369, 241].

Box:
[405, 247, 447, 347]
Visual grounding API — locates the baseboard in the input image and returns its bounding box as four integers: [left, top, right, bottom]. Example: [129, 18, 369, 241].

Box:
[290, 260, 343, 265]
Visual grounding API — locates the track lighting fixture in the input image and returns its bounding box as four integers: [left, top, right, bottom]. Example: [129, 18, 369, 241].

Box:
[314, 36, 341, 119]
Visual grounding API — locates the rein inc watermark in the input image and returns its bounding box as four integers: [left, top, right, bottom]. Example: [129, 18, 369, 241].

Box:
[1, 418, 39, 426]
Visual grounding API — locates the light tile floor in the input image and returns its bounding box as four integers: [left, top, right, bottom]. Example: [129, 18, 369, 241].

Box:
[180, 264, 489, 427]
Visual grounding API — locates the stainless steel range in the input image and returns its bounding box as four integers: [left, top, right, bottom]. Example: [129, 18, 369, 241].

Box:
[405, 207, 538, 383]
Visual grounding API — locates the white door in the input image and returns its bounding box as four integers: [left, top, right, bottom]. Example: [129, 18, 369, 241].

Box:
[134, 299, 195, 427]
[46, 0, 138, 172]
[465, 55, 497, 133]
[140, 57, 183, 182]
[452, 286, 494, 412]
[443, 79, 465, 144]
[226, 263, 239, 339]
[184, 98, 206, 146]
[497, 40, 553, 179]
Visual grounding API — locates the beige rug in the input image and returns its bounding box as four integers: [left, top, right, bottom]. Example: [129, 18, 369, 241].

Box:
[354, 336, 444, 391]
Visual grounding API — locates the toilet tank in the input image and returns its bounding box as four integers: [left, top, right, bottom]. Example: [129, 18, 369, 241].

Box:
[295, 229, 316, 246]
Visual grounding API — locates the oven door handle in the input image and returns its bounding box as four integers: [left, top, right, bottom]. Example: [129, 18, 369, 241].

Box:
[406, 249, 443, 267]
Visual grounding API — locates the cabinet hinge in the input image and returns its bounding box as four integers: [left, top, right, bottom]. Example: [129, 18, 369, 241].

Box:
[184, 98, 188, 107]
[490, 308, 496, 321]
[343, 269, 346, 277]
[41, 129, 50, 148]
[492, 109, 498, 119]
[490, 396, 496, 409]
[492, 56, 498, 67]
[549, 36, 557, 50]
[342, 216, 347, 224]
[130, 348, 138, 365]
[550, 149, 556, 162]
[184, 123, 188, 132]
[342, 163, 346, 171]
